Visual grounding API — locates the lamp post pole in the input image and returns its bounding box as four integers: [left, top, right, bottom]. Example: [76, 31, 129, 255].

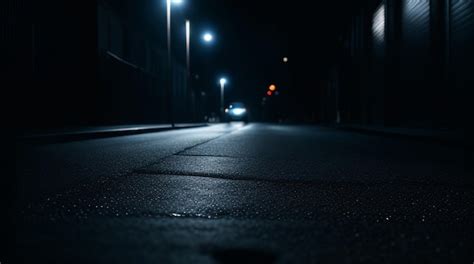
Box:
[166, 0, 175, 127]
[219, 78, 227, 121]
[185, 20, 195, 121]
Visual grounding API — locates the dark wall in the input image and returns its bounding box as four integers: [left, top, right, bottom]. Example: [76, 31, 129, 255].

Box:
[97, 2, 168, 125]
[12, 0, 192, 131]
[449, 0, 474, 129]
[13, 0, 99, 130]
[96, 0, 192, 125]
[327, 0, 473, 131]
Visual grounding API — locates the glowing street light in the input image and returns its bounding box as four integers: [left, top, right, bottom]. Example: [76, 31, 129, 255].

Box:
[203, 33, 214, 43]
[269, 84, 277, 91]
[219, 78, 227, 120]
[186, 20, 191, 73]
[283, 57, 289, 63]
[182, 20, 217, 121]
[220, 78, 227, 86]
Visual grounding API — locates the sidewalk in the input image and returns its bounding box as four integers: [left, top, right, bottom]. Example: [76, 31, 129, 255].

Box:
[335, 124, 465, 146]
[18, 123, 208, 144]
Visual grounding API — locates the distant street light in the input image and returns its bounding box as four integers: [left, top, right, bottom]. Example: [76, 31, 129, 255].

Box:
[185, 20, 195, 120]
[220, 78, 227, 86]
[219, 78, 227, 120]
[269, 84, 277, 91]
[186, 20, 191, 76]
[203, 33, 214, 43]
[283, 57, 289, 63]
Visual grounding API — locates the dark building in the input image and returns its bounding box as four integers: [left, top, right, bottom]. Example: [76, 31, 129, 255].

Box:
[8, 0, 192, 131]
[321, 0, 473, 133]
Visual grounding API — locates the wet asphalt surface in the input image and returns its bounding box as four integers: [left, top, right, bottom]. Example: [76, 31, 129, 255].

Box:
[15, 123, 474, 263]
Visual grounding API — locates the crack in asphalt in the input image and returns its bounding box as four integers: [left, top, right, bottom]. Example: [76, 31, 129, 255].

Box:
[175, 153, 238, 158]
[129, 170, 474, 189]
[133, 125, 247, 173]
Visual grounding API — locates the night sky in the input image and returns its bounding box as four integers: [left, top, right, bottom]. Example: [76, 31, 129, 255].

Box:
[163, 0, 362, 116]
[184, 1, 291, 109]
[126, 0, 365, 119]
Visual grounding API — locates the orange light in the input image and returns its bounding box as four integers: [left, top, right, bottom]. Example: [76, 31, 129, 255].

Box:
[269, 84, 277, 91]
[267, 91, 273, 96]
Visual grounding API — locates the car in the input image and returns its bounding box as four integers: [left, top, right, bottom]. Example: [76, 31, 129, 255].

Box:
[225, 102, 249, 122]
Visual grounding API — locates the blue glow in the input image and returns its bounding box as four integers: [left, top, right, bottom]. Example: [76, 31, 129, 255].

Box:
[220, 78, 227, 86]
[203, 33, 214, 42]
[230, 108, 246, 116]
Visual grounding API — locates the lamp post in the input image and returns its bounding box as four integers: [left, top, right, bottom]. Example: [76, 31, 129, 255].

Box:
[166, 0, 182, 127]
[203, 33, 214, 43]
[186, 20, 191, 76]
[184, 21, 215, 122]
[219, 78, 227, 121]
[166, 2, 217, 123]
[185, 20, 194, 120]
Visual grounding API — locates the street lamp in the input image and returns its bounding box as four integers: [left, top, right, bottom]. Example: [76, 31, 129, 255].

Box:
[166, 0, 183, 127]
[184, 22, 217, 121]
[186, 20, 191, 75]
[185, 19, 196, 121]
[203, 32, 214, 43]
[219, 78, 227, 120]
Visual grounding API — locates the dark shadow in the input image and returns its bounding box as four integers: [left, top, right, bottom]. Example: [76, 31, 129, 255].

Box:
[211, 248, 277, 264]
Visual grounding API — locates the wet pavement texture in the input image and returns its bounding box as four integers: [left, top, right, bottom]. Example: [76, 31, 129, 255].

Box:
[16, 123, 474, 263]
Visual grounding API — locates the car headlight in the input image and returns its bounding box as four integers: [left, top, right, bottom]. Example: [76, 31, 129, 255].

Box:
[230, 108, 246, 116]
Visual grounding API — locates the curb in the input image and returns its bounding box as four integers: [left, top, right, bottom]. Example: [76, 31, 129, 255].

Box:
[334, 125, 465, 147]
[18, 124, 209, 144]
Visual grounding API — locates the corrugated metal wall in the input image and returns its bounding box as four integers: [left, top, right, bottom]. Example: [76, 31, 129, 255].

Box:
[449, 0, 474, 125]
[97, 1, 191, 124]
[334, 0, 471, 130]
[373, 4, 386, 55]
[400, 0, 432, 127]
[369, 2, 386, 124]
[450, 0, 474, 61]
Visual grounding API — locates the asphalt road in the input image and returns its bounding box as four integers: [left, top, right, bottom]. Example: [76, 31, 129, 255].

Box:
[15, 123, 473, 263]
